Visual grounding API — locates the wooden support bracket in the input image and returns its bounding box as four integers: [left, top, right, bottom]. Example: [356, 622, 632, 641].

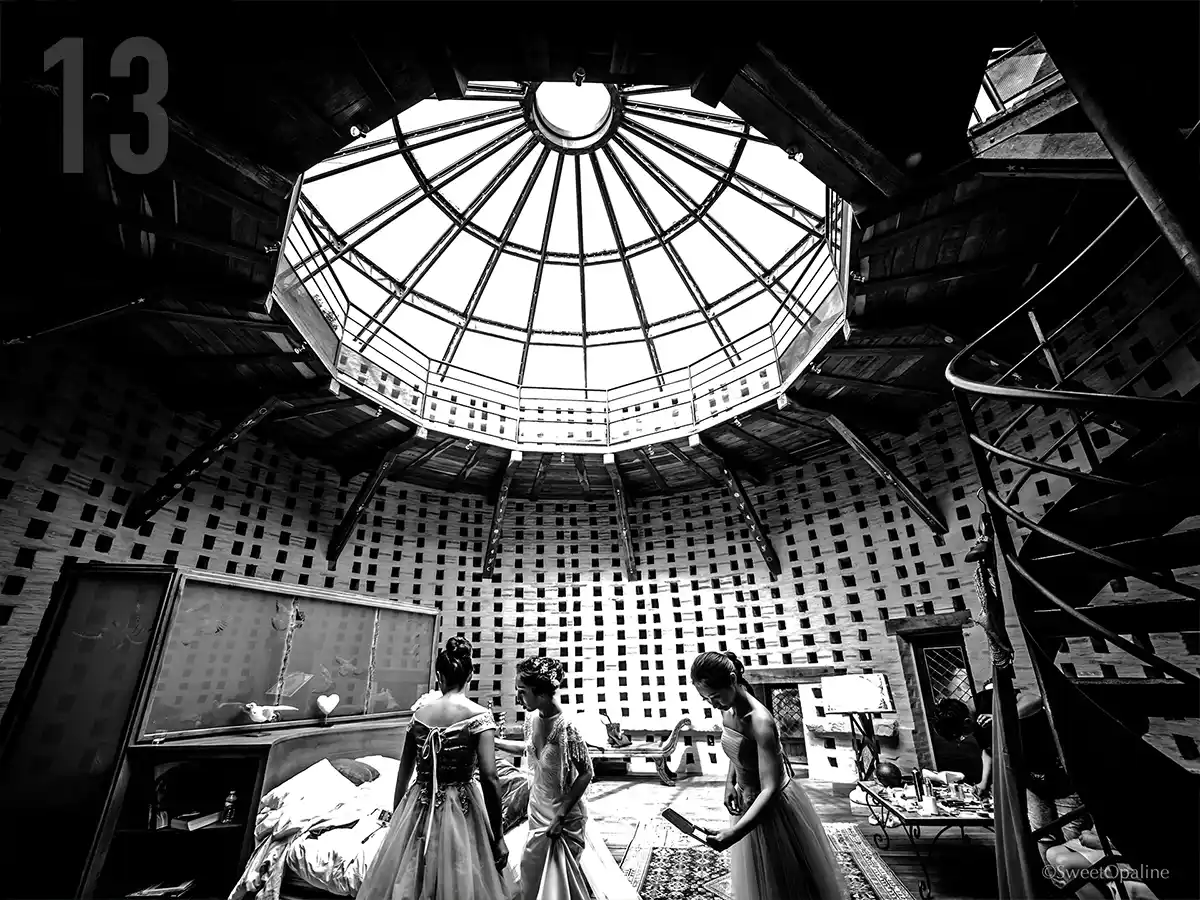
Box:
[448, 443, 484, 494]
[692, 434, 768, 487]
[826, 414, 948, 535]
[574, 455, 593, 498]
[123, 396, 282, 529]
[529, 453, 551, 502]
[634, 447, 670, 494]
[660, 441, 724, 491]
[604, 453, 639, 582]
[483, 451, 522, 578]
[391, 437, 456, 480]
[707, 450, 782, 577]
[327, 429, 417, 564]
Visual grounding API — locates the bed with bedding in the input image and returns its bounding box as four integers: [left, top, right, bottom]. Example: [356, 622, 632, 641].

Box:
[229, 755, 532, 900]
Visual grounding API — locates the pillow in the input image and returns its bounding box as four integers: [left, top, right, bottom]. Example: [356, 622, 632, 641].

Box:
[330, 758, 379, 786]
[260, 758, 353, 811]
[570, 712, 610, 750]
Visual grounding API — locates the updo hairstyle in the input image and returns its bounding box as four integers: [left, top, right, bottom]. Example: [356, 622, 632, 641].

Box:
[435, 636, 474, 689]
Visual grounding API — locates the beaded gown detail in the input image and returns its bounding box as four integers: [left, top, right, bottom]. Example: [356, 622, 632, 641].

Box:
[721, 728, 846, 900]
[356, 712, 513, 900]
[504, 711, 596, 900]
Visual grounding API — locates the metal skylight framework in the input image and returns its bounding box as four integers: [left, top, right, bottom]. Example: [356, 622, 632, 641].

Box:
[282, 81, 846, 449]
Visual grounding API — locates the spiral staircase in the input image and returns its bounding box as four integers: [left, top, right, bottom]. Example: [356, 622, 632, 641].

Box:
[946, 123, 1200, 898]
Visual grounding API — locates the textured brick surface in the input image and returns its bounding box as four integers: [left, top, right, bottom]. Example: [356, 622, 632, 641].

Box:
[2, 340, 1194, 780]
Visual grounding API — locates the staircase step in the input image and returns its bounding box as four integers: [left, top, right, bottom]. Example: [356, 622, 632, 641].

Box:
[1059, 477, 1200, 526]
[1069, 677, 1200, 720]
[1027, 529, 1200, 573]
[1032, 598, 1199, 637]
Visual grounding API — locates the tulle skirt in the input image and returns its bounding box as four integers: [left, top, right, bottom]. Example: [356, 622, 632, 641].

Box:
[356, 781, 514, 900]
[728, 779, 846, 900]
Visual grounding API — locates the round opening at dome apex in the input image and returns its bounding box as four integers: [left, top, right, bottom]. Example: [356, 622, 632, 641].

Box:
[532, 82, 617, 149]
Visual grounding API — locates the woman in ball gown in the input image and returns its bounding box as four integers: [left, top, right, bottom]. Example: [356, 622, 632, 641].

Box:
[493, 655, 596, 899]
[356, 637, 513, 900]
[690, 651, 846, 900]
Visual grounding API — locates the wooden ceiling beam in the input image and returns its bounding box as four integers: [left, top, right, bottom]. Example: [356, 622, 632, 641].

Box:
[574, 455, 593, 498]
[967, 79, 1078, 156]
[168, 350, 311, 368]
[857, 257, 1016, 294]
[417, 43, 468, 101]
[327, 429, 418, 564]
[704, 447, 782, 577]
[123, 395, 282, 529]
[692, 434, 768, 487]
[157, 161, 282, 222]
[806, 371, 944, 399]
[821, 342, 949, 360]
[604, 453, 639, 582]
[725, 422, 813, 469]
[139, 308, 291, 333]
[272, 396, 375, 423]
[390, 437, 456, 480]
[483, 451, 523, 578]
[781, 389, 917, 437]
[659, 442, 724, 491]
[329, 410, 392, 450]
[825, 414, 948, 535]
[634, 448, 670, 494]
[858, 190, 1014, 257]
[448, 443, 485, 494]
[756, 407, 832, 437]
[92, 206, 274, 266]
[529, 453, 551, 502]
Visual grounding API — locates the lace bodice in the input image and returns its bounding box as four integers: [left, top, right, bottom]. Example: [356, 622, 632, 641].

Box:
[524, 712, 593, 797]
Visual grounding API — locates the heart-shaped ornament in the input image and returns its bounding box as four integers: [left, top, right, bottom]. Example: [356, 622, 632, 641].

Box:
[317, 694, 340, 716]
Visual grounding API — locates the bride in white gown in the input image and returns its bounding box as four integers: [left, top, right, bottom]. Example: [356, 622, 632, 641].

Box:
[495, 656, 621, 900]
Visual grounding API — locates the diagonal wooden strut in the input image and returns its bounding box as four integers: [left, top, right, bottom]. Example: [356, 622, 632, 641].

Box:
[483, 451, 522, 578]
[123, 396, 281, 529]
[604, 453, 639, 582]
[826, 414, 948, 535]
[698, 440, 782, 576]
[327, 429, 418, 564]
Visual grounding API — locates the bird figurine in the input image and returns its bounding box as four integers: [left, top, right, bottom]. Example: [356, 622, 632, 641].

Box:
[334, 655, 364, 677]
[221, 702, 298, 723]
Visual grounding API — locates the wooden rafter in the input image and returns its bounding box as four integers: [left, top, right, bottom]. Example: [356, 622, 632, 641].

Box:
[123, 396, 281, 529]
[329, 411, 390, 448]
[169, 350, 311, 368]
[857, 257, 1016, 294]
[483, 451, 522, 577]
[756, 407, 832, 438]
[391, 437, 456, 480]
[858, 191, 1013, 256]
[573, 455, 593, 497]
[604, 453, 639, 582]
[825, 414, 948, 535]
[820, 342, 950, 360]
[139, 308, 292, 333]
[327, 429, 417, 564]
[529, 453, 551, 502]
[782, 389, 915, 438]
[724, 423, 808, 468]
[701, 442, 782, 577]
[273, 396, 375, 423]
[448, 444, 484, 493]
[660, 442, 724, 491]
[806, 371, 944, 399]
[634, 447, 669, 494]
[693, 434, 768, 486]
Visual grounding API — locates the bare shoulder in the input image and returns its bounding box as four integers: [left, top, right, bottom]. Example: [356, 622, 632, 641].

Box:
[747, 708, 780, 744]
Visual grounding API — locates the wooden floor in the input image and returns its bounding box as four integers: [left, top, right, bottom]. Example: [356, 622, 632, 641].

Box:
[586, 774, 1000, 900]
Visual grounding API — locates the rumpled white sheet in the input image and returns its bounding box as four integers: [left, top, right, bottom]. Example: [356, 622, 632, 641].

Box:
[228, 758, 400, 900]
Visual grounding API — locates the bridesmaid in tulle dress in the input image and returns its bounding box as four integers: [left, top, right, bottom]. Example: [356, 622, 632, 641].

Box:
[356, 637, 512, 900]
[690, 652, 846, 900]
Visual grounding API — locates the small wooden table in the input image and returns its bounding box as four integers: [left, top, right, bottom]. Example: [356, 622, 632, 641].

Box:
[857, 780, 995, 900]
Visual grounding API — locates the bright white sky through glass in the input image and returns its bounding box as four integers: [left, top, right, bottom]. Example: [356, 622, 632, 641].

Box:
[291, 84, 832, 395]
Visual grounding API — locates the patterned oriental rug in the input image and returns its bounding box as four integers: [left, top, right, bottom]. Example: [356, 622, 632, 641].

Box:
[621, 817, 914, 900]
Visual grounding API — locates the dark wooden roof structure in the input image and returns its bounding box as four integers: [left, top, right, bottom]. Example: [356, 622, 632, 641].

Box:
[5, 1, 1197, 515]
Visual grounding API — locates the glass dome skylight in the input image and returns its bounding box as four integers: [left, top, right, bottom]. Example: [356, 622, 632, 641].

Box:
[281, 82, 846, 449]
